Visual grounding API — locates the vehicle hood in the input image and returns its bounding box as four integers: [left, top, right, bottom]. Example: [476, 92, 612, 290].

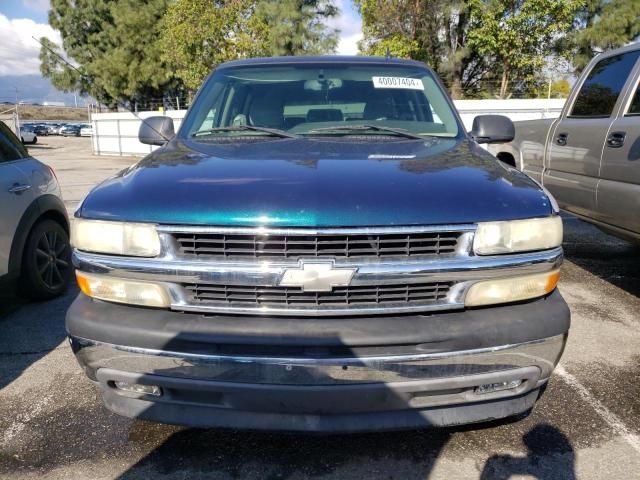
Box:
[79, 137, 553, 226]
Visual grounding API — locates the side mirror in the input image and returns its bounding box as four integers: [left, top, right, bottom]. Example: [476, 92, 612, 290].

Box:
[139, 116, 175, 146]
[469, 115, 515, 144]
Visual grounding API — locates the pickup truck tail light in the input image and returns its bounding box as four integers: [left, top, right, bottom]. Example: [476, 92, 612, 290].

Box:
[465, 270, 560, 307]
[76, 271, 171, 308]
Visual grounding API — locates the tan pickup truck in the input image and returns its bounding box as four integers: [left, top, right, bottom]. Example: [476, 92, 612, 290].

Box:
[489, 43, 640, 243]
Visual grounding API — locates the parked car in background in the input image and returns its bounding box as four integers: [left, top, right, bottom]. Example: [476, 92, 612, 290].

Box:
[61, 124, 85, 137]
[0, 121, 71, 299]
[45, 124, 59, 136]
[19, 125, 37, 144]
[68, 56, 568, 433]
[488, 43, 640, 244]
[32, 124, 49, 136]
[79, 125, 93, 137]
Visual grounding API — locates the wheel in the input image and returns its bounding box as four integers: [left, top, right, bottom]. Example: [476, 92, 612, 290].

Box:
[19, 219, 72, 300]
[21, 137, 24, 143]
[32, 136, 37, 144]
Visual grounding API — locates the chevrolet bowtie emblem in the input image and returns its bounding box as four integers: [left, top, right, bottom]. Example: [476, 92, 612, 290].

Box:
[278, 261, 357, 292]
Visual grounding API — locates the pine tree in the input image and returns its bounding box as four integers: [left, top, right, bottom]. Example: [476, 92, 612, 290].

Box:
[564, 0, 640, 74]
[40, 0, 179, 108]
[256, 0, 339, 56]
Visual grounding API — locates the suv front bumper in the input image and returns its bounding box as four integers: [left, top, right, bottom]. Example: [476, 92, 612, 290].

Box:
[67, 291, 569, 432]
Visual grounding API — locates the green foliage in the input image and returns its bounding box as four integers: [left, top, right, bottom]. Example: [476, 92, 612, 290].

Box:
[549, 79, 572, 98]
[355, 0, 488, 99]
[466, 0, 580, 98]
[525, 78, 572, 99]
[42, 0, 339, 102]
[159, 0, 338, 91]
[355, 0, 587, 99]
[256, 0, 339, 56]
[563, 0, 640, 73]
[40, 0, 177, 107]
[361, 35, 420, 59]
[158, 0, 269, 91]
[355, 0, 444, 68]
[42, 0, 634, 102]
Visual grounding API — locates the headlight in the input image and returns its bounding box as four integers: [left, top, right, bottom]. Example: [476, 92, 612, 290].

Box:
[473, 216, 562, 255]
[72, 219, 160, 257]
[465, 270, 560, 307]
[76, 271, 171, 308]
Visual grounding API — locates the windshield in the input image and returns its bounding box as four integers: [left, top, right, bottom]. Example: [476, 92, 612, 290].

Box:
[181, 62, 461, 140]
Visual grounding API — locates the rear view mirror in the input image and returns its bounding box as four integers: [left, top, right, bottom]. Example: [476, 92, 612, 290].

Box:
[139, 116, 175, 146]
[304, 78, 343, 91]
[470, 115, 515, 144]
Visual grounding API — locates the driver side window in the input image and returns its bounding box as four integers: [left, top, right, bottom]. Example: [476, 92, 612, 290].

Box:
[570, 51, 640, 118]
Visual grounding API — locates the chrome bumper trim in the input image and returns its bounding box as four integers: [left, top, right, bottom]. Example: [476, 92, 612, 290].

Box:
[73, 247, 562, 285]
[155, 224, 478, 236]
[73, 247, 562, 316]
[72, 334, 566, 386]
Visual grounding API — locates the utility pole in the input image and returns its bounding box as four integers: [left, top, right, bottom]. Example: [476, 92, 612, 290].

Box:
[14, 87, 20, 134]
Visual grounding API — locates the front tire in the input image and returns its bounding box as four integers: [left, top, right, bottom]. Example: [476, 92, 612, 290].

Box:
[32, 136, 37, 144]
[19, 219, 72, 300]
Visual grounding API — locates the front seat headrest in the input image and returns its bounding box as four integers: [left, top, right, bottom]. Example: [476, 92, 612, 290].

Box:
[249, 95, 284, 129]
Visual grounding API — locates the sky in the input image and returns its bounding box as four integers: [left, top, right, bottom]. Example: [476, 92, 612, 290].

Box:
[0, 0, 363, 104]
[327, 0, 363, 56]
[0, 0, 59, 77]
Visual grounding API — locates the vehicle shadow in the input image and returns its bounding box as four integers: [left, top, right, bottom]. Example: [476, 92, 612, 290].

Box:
[0, 285, 76, 391]
[117, 426, 451, 479]
[116, 420, 575, 479]
[25, 144, 57, 150]
[479, 423, 576, 480]
[561, 214, 640, 298]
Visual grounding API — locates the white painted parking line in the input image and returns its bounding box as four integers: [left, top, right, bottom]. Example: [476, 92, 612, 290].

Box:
[556, 365, 640, 454]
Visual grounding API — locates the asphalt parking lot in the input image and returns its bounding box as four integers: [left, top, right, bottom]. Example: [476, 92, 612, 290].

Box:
[1, 136, 639, 479]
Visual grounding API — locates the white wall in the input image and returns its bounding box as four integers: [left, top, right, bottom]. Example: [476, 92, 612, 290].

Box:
[91, 99, 566, 157]
[91, 110, 184, 156]
[455, 98, 565, 130]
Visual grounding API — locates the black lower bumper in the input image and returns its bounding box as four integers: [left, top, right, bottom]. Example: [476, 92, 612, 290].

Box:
[98, 367, 543, 433]
[66, 291, 570, 432]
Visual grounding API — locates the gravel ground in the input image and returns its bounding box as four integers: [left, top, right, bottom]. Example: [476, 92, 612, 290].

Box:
[0, 136, 639, 479]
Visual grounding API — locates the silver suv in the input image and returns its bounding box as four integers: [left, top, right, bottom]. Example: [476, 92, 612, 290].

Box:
[0, 121, 71, 299]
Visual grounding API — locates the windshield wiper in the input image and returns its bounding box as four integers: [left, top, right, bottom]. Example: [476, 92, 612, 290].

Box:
[304, 124, 424, 140]
[191, 125, 299, 138]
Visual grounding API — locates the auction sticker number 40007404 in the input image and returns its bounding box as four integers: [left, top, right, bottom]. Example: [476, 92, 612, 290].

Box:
[372, 77, 424, 90]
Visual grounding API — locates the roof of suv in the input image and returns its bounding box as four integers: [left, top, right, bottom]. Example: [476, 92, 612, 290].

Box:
[218, 55, 429, 70]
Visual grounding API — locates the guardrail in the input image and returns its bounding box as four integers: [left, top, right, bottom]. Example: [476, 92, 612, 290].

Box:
[90, 99, 566, 157]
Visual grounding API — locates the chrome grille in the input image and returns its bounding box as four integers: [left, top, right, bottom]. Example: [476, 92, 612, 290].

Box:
[172, 231, 462, 260]
[183, 282, 453, 309]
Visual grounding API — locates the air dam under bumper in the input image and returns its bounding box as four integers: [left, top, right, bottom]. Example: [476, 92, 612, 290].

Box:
[67, 292, 569, 432]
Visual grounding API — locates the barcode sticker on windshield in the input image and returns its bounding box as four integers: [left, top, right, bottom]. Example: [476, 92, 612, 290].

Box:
[372, 77, 423, 90]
